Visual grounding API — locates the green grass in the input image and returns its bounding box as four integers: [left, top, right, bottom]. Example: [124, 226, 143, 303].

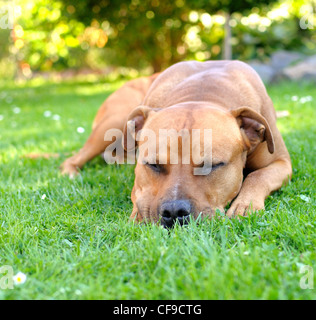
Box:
[0, 78, 315, 300]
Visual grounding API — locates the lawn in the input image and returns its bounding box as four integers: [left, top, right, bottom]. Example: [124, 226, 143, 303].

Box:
[0, 77, 315, 300]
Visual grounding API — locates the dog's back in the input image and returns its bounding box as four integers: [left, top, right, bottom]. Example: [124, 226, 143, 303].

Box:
[143, 60, 276, 122]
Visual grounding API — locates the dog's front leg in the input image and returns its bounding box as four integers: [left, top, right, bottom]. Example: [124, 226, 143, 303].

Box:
[227, 159, 292, 217]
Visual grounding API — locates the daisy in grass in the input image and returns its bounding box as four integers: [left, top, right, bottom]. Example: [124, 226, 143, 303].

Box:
[13, 272, 27, 285]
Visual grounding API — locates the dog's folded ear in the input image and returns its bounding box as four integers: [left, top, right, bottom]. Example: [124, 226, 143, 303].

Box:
[231, 107, 274, 154]
[123, 106, 160, 151]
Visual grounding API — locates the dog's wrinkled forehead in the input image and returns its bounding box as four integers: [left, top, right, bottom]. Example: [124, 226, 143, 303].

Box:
[143, 104, 242, 142]
[137, 103, 244, 163]
[146, 103, 233, 129]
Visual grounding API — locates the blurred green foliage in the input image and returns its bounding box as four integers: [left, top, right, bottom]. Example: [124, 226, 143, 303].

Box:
[0, 0, 315, 78]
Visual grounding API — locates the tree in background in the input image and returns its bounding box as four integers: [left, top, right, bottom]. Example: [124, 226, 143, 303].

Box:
[189, 0, 279, 59]
[61, 0, 193, 72]
[1, 0, 314, 78]
[60, 0, 315, 69]
[61, 0, 279, 69]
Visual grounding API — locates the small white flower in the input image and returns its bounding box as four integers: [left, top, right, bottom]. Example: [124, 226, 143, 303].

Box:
[75, 289, 82, 295]
[0, 115, 3, 121]
[300, 96, 313, 104]
[13, 107, 21, 114]
[41, 194, 46, 200]
[291, 96, 298, 101]
[52, 114, 60, 121]
[77, 127, 85, 133]
[299, 195, 310, 202]
[13, 272, 27, 285]
[243, 251, 250, 256]
[44, 110, 52, 117]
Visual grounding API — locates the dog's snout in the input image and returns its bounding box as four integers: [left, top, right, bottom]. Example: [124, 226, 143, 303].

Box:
[160, 200, 192, 227]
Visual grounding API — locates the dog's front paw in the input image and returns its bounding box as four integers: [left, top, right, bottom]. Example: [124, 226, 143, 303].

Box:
[60, 161, 80, 179]
[226, 198, 264, 217]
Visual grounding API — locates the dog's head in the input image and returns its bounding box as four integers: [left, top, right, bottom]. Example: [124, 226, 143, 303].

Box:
[123, 102, 274, 227]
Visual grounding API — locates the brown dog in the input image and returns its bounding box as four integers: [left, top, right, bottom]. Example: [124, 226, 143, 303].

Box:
[61, 60, 292, 227]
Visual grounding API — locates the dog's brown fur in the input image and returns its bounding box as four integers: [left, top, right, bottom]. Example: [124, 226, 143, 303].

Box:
[61, 60, 292, 221]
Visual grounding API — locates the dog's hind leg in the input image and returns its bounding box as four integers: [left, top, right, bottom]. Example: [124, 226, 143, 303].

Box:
[60, 115, 126, 178]
[60, 74, 160, 177]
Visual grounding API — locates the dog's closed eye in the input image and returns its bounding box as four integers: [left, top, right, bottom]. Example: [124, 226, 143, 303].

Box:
[144, 161, 225, 175]
[212, 162, 226, 170]
[144, 162, 166, 174]
[195, 161, 226, 172]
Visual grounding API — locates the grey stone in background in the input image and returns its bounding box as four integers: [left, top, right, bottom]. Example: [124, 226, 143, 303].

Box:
[282, 54, 316, 81]
[247, 51, 316, 83]
[248, 62, 276, 83]
[270, 50, 305, 71]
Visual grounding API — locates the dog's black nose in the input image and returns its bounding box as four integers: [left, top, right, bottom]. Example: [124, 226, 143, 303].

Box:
[160, 200, 192, 227]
